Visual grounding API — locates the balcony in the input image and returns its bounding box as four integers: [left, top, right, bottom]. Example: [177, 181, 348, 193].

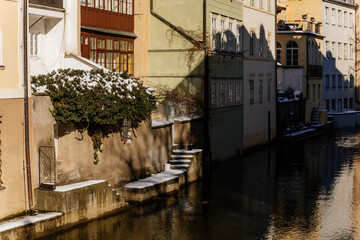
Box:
[277, 20, 322, 35]
[308, 65, 322, 78]
[29, 0, 63, 9]
[276, 0, 287, 10]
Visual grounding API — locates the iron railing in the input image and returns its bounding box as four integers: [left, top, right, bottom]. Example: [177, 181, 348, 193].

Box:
[39, 146, 56, 190]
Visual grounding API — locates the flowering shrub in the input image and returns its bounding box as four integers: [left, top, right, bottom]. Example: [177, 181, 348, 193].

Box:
[32, 69, 157, 163]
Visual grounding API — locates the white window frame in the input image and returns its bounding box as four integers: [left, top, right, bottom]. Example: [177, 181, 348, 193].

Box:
[236, 24, 242, 53]
[30, 32, 39, 57]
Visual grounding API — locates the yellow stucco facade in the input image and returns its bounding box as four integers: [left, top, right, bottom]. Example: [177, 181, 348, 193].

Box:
[0, 0, 36, 220]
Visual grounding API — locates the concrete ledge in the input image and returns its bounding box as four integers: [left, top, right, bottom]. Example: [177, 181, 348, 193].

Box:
[121, 170, 187, 202]
[0, 212, 64, 240]
[35, 180, 128, 225]
[151, 120, 173, 128]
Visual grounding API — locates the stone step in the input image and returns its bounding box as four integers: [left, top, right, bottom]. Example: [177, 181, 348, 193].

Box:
[169, 159, 192, 164]
[170, 164, 190, 169]
[120, 169, 187, 202]
[173, 149, 203, 154]
[171, 154, 194, 159]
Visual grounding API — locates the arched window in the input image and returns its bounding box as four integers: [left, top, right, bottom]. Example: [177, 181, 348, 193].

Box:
[286, 41, 298, 66]
[0, 24, 3, 68]
[276, 42, 282, 63]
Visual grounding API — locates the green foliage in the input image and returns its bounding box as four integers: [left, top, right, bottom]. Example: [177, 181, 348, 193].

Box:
[32, 69, 157, 163]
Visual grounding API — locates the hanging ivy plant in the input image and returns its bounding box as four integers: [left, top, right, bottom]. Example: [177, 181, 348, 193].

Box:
[32, 69, 157, 164]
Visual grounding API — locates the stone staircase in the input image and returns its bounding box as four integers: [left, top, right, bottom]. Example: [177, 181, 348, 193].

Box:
[311, 108, 320, 125]
[169, 147, 203, 183]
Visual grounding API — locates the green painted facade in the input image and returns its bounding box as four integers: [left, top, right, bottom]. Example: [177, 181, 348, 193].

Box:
[148, 0, 244, 162]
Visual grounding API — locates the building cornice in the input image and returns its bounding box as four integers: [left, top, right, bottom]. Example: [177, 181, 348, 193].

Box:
[322, 0, 358, 9]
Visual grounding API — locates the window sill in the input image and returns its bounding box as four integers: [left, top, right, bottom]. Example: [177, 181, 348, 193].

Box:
[0, 186, 6, 190]
[0, 65, 4, 70]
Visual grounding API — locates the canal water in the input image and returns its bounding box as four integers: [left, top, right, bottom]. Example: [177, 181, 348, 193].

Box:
[44, 129, 360, 240]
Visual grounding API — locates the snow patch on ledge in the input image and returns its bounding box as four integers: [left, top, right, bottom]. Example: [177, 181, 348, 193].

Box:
[151, 120, 173, 128]
[0, 212, 63, 233]
[54, 180, 106, 192]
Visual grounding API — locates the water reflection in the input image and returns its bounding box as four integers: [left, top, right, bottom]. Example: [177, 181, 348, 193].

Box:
[43, 129, 360, 240]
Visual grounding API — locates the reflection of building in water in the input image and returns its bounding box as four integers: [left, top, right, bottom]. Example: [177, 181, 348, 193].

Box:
[352, 148, 360, 238]
[264, 133, 359, 239]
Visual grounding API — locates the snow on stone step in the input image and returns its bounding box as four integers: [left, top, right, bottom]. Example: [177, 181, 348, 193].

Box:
[169, 159, 192, 164]
[123, 170, 183, 189]
[170, 164, 190, 169]
[173, 149, 203, 154]
[171, 155, 194, 159]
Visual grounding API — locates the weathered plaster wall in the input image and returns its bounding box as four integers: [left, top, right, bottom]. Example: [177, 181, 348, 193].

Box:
[32, 96, 170, 188]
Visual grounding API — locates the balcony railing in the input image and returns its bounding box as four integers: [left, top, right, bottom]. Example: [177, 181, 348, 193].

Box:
[29, 0, 63, 9]
[277, 20, 322, 35]
[308, 65, 322, 78]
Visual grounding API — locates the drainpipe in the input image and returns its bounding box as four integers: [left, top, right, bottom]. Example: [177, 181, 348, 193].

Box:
[203, 0, 212, 170]
[306, 34, 309, 123]
[23, 0, 34, 212]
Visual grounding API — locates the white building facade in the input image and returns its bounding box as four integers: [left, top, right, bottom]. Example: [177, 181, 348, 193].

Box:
[243, 0, 277, 149]
[322, 0, 356, 113]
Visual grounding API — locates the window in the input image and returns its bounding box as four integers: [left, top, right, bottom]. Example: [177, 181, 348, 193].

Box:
[211, 81, 217, 106]
[286, 41, 298, 65]
[84, 35, 134, 74]
[228, 82, 234, 104]
[259, 80, 263, 104]
[212, 17, 218, 50]
[326, 99, 329, 110]
[350, 98, 354, 109]
[350, 75, 354, 87]
[250, 80, 254, 105]
[250, 30, 255, 56]
[267, 79, 271, 102]
[332, 8, 336, 25]
[236, 24, 242, 53]
[350, 44, 354, 60]
[211, 79, 242, 107]
[220, 82, 226, 105]
[267, 0, 271, 11]
[344, 75, 348, 88]
[332, 99, 336, 111]
[325, 7, 329, 24]
[276, 42, 282, 63]
[338, 10, 342, 26]
[338, 42, 342, 59]
[235, 81, 242, 104]
[30, 33, 39, 56]
[344, 98, 348, 110]
[331, 42, 335, 58]
[350, 13, 354, 28]
[338, 75, 342, 88]
[83, 0, 133, 15]
[326, 75, 330, 88]
[250, 0, 254, 6]
[228, 22, 234, 53]
[221, 20, 226, 51]
[259, 0, 263, 9]
[267, 33, 271, 57]
[344, 43, 348, 59]
[344, 11, 348, 27]
[325, 41, 330, 58]
[259, 30, 264, 57]
[332, 75, 336, 88]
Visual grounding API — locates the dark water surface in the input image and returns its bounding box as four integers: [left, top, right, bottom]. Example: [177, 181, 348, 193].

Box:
[44, 129, 360, 240]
